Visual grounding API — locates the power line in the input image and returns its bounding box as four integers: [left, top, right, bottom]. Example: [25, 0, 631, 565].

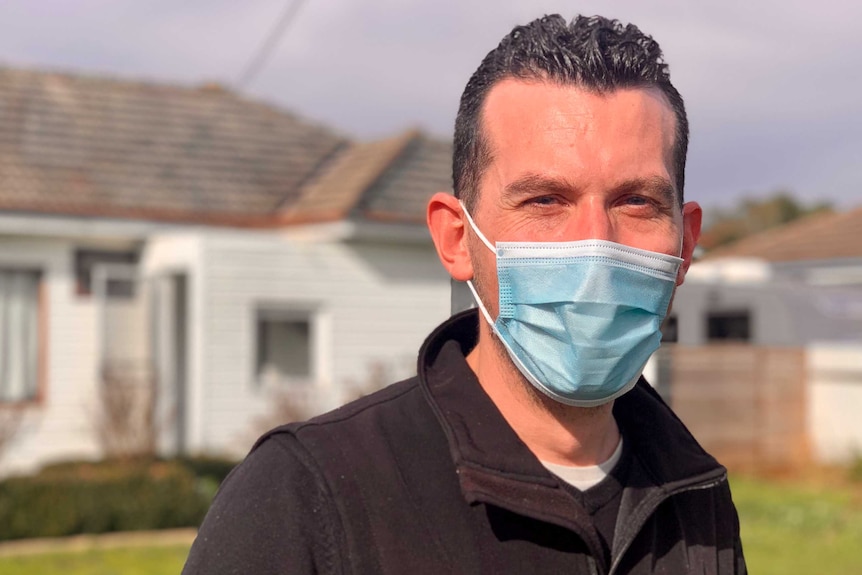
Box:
[235, 0, 307, 90]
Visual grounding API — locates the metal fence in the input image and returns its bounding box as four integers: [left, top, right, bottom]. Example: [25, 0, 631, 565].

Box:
[665, 345, 809, 470]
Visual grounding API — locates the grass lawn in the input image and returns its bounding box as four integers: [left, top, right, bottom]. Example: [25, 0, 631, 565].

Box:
[0, 544, 190, 575]
[732, 472, 862, 575]
[1, 473, 861, 574]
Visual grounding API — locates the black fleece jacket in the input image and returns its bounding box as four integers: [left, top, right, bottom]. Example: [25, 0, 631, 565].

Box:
[183, 310, 746, 574]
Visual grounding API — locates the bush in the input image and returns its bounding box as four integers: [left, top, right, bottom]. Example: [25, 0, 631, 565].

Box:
[174, 455, 237, 485]
[850, 455, 862, 483]
[175, 455, 239, 501]
[0, 457, 237, 541]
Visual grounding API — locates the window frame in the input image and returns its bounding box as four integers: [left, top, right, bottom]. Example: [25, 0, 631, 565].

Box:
[705, 309, 753, 343]
[0, 267, 47, 406]
[252, 303, 323, 388]
[74, 248, 139, 299]
[661, 314, 679, 344]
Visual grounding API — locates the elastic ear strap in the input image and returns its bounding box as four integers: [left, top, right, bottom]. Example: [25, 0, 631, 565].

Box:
[459, 201, 495, 253]
[465, 280, 496, 327]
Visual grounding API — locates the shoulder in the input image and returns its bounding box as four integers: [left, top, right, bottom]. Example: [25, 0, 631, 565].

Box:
[239, 375, 448, 504]
[182, 433, 340, 574]
[257, 376, 433, 454]
[184, 379, 429, 574]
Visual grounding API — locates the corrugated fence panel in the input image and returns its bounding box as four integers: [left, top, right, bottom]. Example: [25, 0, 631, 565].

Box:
[667, 345, 808, 470]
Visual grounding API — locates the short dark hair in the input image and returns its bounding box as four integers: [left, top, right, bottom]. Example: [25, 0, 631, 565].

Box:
[453, 14, 688, 210]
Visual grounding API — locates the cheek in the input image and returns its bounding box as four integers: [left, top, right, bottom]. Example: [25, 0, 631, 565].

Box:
[620, 239, 680, 257]
[616, 219, 682, 256]
[469, 242, 500, 316]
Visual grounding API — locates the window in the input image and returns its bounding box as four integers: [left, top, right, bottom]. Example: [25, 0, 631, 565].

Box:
[706, 310, 751, 342]
[256, 308, 315, 385]
[74, 249, 139, 298]
[661, 315, 678, 343]
[0, 270, 41, 402]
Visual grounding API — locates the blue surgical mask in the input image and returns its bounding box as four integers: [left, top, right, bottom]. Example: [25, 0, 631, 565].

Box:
[461, 203, 682, 407]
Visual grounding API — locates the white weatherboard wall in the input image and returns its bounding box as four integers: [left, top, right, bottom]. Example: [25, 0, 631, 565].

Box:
[808, 343, 862, 463]
[197, 230, 451, 457]
[0, 238, 102, 476]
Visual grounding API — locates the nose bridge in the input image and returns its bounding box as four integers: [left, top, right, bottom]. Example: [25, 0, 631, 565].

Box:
[569, 197, 613, 241]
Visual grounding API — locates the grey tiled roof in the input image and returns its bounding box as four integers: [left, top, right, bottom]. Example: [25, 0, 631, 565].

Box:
[0, 67, 453, 227]
[0, 67, 347, 221]
[284, 130, 417, 222]
[286, 130, 452, 224]
[358, 133, 452, 222]
[701, 206, 862, 262]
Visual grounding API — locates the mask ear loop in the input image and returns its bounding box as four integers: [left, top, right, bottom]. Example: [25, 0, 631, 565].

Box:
[459, 201, 495, 253]
[465, 280, 496, 327]
[458, 201, 498, 328]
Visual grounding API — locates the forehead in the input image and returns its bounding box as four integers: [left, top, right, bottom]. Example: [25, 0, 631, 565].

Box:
[478, 79, 678, 191]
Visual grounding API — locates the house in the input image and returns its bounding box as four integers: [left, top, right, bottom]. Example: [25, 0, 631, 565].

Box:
[0, 67, 454, 476]
[669, 206, 862, 346]
[662, 206, 862, 466]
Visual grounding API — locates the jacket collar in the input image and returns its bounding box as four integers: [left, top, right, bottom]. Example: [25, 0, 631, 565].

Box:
[418, 309, 726, 499]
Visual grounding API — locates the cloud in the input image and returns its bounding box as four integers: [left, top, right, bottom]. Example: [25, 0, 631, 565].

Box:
[0, 0, 859, 208]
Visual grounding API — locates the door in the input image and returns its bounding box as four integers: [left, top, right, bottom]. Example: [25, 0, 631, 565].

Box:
[150, 273, 189, 456]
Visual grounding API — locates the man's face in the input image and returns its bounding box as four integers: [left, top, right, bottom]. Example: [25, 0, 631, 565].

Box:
[467, 79, 700, 317]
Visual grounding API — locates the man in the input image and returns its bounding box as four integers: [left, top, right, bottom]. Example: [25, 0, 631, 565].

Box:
[184, 14, 745, 574]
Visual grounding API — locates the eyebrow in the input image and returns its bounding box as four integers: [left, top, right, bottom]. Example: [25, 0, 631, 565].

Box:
[502, 173, 678, 205]
[610, 176, 678, 206]
[502, 173, 580, 199]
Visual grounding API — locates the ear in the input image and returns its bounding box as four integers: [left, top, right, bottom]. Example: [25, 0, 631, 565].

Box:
[676, 201, 703, 286]
[427, 192, 473, 281]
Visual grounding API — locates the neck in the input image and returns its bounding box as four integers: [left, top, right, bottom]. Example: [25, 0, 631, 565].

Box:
[466, 322, 620, 467]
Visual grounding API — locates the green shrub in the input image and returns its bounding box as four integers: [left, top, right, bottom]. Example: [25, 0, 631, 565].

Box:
[175, 455, 237, 485]
[176, 455, 239, 501]
[849, 453, 862, 483]
[0, 459, 215, 541]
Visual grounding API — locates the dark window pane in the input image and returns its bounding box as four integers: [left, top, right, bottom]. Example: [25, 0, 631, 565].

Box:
[706, 311, 751, 342]
[0, 269, 41, 401]
[661, 315, 678, 343]
[74, 249, 138, 298]
[256, 316, 312, 383]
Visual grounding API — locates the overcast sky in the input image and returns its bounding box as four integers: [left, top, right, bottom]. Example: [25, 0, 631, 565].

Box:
[2, 0, 860, 213]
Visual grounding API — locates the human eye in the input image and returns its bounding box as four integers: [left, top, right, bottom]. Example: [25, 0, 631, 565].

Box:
[519, 191, 572, 210]
[617, 194, 667, 217]
[612, 178, 677, 216]
[526, 195, 560, 206]
[622, 195, 650, 206]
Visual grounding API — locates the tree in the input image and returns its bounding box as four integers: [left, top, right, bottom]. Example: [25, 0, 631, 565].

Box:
[93, 362, 161, 460]
[699, 191, 832, 251]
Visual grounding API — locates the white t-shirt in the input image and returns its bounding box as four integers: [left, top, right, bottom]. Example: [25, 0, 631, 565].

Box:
[540, 438, 624, 491]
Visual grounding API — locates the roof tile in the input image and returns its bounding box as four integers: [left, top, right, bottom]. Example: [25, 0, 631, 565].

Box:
[702, 206, 862, 262]
[0, 67, 346, 219]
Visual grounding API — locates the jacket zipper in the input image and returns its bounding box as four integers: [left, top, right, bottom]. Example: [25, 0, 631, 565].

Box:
[607, 472, 728, 575]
